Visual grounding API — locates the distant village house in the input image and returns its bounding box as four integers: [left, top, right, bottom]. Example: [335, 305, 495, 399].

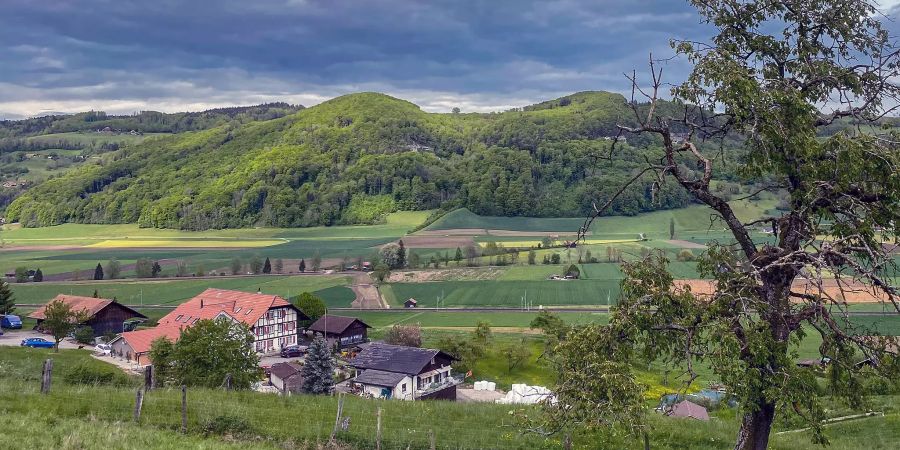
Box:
[307, 315, 371, 349]
[349, 342, 460, 401]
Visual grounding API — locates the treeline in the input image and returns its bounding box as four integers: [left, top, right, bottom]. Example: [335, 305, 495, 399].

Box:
[0, 103, 303, 138]
[0, 138, 85, 153]
[10, 92, 710, 229]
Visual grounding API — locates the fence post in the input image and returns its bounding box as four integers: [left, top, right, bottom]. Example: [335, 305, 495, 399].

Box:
[563, 433, 572, 450]
[133, 388, 144, 422]
[376, 407, 382, 450]
[144, 365, 153, 391]
[40, 359, 53, 394]
[224, 373, 232, 391]
[181, 385, 187, 433]
[429, 429, 436, 450]
[330, 393, 344, 442]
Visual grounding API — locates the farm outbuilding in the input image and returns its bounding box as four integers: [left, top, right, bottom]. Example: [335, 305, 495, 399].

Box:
[29, 295, 147, 337]
[404, 298, 418, 308]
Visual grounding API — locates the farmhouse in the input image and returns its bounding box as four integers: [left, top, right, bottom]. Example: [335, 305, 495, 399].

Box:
[157, 288, 308, 354]
[269, 362, 303, 394]
[307, 315, 371, 349]
[28, 295, 147, 337]
[109, 325, 183, 366]
[348, 342, 460, 400]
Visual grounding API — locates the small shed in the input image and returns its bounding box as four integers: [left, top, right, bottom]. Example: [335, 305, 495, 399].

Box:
[404, 298, 418, 308]
[270, 362, 303, 394]
[667, 400, 709, 421]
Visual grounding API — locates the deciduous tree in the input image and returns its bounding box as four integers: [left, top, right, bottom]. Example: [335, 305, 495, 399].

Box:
[542, 2, 900, 449]
[41, 299, 89, 352]
[170, 318, 261, 389]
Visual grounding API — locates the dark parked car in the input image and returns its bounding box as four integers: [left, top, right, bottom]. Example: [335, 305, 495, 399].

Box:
[1, 314, 22, 329]
[280, 345, 306, 358]
[21, 337, 55, 348]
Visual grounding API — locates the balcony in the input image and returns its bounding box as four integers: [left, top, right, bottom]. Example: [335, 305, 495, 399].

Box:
[415, 372, 463, 398]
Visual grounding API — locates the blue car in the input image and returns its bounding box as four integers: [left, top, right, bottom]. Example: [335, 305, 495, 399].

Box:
[2, 314, 22, 329]
[21, 337, 55, 348]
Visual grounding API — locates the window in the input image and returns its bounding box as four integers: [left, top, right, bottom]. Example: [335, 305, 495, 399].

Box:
[175, 315, 183, 322]
[401, 383, 407, 393]
[234, 307, 241, 313]
[245, 308, 252, 316]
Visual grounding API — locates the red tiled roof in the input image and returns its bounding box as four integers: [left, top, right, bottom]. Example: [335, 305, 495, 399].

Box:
[158, 288, 294, 328]
[114, 325, 183, 355]
[28, 295, 146, 320]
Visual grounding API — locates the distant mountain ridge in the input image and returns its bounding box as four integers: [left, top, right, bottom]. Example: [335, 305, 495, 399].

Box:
[7, 91, 704, 229]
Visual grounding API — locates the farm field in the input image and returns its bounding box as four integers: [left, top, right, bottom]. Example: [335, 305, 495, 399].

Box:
[353, 310, 609, 329]
[8, 275, 354, 307]
[383, 280, 622, 308]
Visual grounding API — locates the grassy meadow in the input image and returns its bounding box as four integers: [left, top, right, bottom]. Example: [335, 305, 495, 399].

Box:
[1, 344, 898, 450]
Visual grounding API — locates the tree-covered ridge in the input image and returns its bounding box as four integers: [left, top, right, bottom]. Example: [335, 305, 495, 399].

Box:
[8, 91, 701, 229]
[0, 103, 303, 138]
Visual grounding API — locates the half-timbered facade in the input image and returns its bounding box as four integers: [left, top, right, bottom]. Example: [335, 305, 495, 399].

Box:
[157, 288, 308, 355]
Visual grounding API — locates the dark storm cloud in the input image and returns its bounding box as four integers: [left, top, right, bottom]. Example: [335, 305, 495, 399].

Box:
[0, 0, 712, 116]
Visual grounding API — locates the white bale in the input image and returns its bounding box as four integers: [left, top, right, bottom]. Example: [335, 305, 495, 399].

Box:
[486, 382, 496, 391]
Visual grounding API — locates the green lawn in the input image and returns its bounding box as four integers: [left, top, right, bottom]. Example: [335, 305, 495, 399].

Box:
[354, 310, 609, 329]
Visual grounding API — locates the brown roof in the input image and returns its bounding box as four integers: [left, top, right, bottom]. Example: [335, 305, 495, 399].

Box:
[308, 315, 371, 334]
[270, 362, 302, 380]
[113, 325, 183, 355]
[158, 288, 301, 327]
[668, 400, 709, 420]
[28, 295, 147, 320]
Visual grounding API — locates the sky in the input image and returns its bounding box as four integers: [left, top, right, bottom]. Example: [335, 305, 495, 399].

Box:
[1, 0, 899, 119]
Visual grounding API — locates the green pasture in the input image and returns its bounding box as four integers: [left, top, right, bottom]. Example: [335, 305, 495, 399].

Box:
[8, 275, 353, 307]
[353, 310, 609, 329]
[384, 280, 622, 308]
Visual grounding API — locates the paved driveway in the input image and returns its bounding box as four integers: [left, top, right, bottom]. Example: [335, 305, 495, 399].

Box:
[0, 329, 85, 349]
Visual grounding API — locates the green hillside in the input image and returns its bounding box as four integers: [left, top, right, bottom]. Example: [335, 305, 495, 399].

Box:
[6, 91, 709, 230]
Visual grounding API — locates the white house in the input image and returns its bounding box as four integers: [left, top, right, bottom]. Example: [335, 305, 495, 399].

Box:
[349, 342, 460, 400]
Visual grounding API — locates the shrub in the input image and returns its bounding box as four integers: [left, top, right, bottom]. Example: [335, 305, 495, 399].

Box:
[73, 327, 95, 345]
[64, 362, 133, 387]
[200, 414, 253, 436]
[676, 249, 695, 262]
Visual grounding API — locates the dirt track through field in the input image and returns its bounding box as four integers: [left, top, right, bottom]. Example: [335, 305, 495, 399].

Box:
[349, 272, 388, 309]
[665, 239, 708, 249]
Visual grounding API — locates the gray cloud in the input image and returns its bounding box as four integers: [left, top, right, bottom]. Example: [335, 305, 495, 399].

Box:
[0, 1, 713, 117]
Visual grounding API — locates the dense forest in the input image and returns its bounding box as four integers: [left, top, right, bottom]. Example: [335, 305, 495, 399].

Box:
[8, 92, 716, 229]
[0, 103, 303, 138]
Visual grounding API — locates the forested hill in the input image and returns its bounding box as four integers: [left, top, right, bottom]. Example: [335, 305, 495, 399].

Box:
[7, 91, 705, 229]
[0, 103, 304, 138]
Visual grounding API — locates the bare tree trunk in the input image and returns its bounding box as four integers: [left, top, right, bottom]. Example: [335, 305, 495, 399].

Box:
[734, 400, 776, 450]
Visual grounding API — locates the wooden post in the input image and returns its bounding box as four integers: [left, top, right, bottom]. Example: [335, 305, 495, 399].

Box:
[563, 433, 572, 450]
[40, 359, 53, 394]
[181, 385, 188, 433]
[133, 388, 144, 422]
[144, 365, 153, 391]
[375, 407, 382, 450]
[224, 373, 232, 391]
[429, 429, 436, 450]
[330, 393, 344, 441]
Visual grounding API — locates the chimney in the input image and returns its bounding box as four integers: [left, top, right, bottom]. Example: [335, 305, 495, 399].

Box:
[257, 288, 262, 294]
[200, 299, 204, 308]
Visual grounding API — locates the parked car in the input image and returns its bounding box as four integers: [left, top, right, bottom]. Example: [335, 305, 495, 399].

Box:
[95, 343, 112, 356]
[21, 337, 55, 348]
[280, 345, 306, 358]
[1, 314, 22, 329]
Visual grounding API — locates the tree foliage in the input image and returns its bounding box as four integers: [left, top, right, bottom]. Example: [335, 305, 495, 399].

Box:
[170, 318, 261, 390]
[0, 280, 15, 314]
[384, 324, 422, 347]
[41, 299, 89, 351]
[543, 2, 900, 449]
[301, 336, 335, 395]
[7, 92, 700, 230]
[293, 292, 326, 327]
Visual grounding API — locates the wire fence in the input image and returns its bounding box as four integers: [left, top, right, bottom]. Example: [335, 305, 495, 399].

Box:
[5, 360, 568, 450]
